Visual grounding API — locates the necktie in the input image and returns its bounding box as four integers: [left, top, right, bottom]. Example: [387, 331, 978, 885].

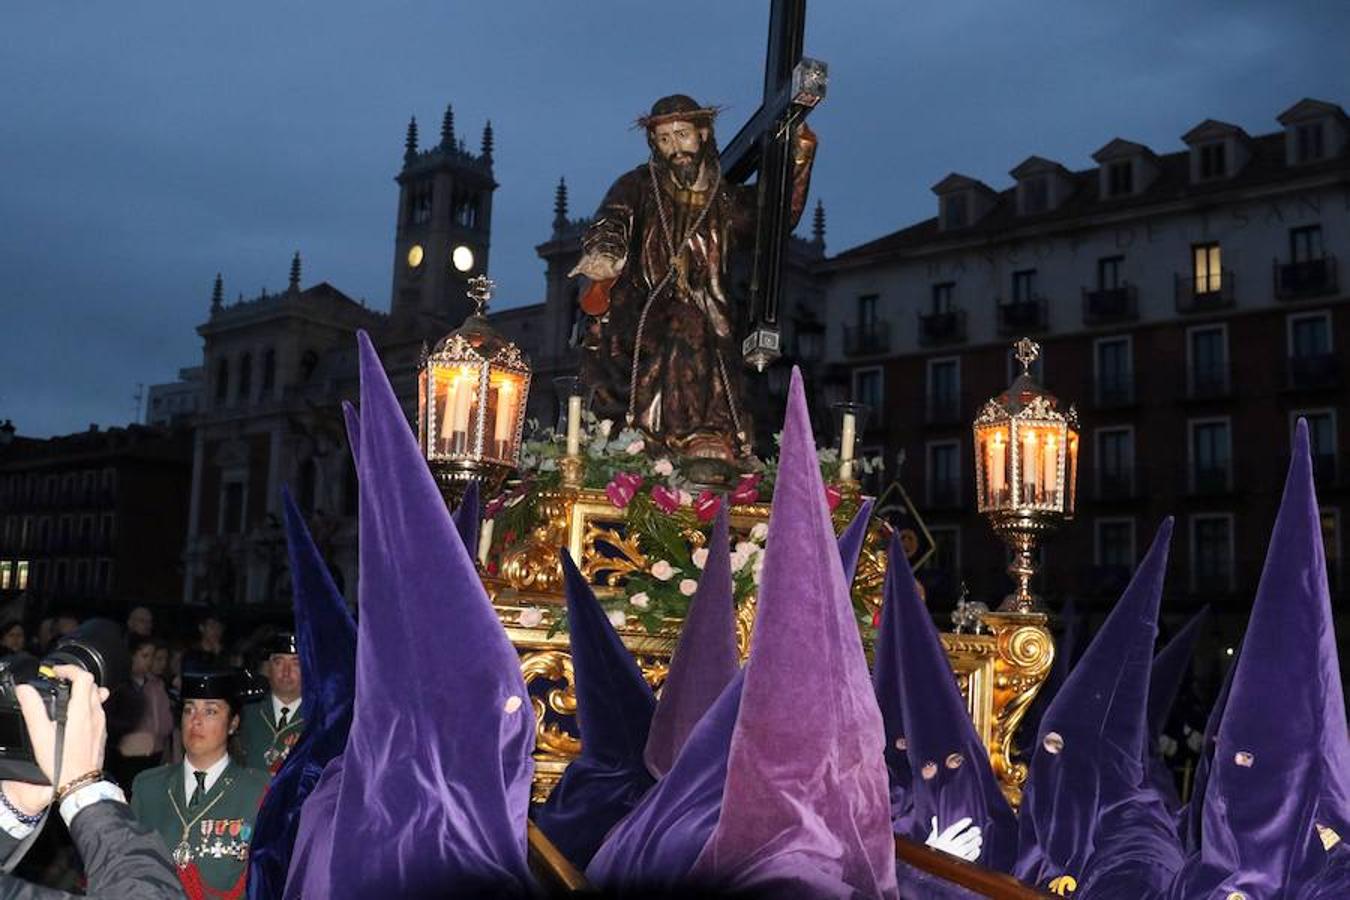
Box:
[278, 706, 290, 729]
[190, 770, 207, 807]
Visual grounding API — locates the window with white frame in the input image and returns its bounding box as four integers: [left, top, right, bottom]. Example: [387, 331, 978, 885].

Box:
[1106, 160, 1133, 197]
[1297, 122, 1326, 163]
[1288, 312, 1332, 359]
[1094, 336, 1133, 405]
[1189, 418, 1232, 493]
[927, 357, 960, 419]
[926, 441, 961, 507]
[1094, 517, 1136, 570]
[853, 367, 883, 412]
[1191, 514, 1235, 592]
[1192, 243, 1223, 294]
[1094, 427, 1135, 497]
[1187, 325, 1228, 396]
[1198, 142, 1227, 179]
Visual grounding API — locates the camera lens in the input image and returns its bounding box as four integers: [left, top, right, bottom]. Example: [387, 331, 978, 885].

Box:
[46, 618, 130, 689]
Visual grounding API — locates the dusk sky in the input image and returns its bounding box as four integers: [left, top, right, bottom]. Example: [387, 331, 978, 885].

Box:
[3, 1, 1347, 437]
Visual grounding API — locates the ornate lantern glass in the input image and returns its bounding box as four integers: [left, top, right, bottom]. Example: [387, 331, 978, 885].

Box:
[418, 275, 531, 499]
[973, 338, 1078, 611]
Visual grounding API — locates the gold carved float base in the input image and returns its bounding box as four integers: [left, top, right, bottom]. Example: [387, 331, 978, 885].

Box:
[480, 487, 1053, 807]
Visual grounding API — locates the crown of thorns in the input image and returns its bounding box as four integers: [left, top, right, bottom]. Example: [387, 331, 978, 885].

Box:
[636, 94, 722, 130]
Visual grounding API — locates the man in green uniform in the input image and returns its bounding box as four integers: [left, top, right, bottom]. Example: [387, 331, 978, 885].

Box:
[238, 632, 304, 778]
[131, 668, 269, 900]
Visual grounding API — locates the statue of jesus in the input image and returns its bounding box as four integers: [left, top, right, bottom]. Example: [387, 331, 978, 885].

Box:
[570, 94, 816, 461]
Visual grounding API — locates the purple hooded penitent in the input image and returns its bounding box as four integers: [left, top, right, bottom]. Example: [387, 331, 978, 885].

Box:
[644, 504, 739, 780]
[838, 498, 875, 586]
[1014, 519, 1183, 893]
[533, 551, 656, 869]
[686, 368, 898, 899]
[1144, 607, 1207, 814]
[1169, 419, 1350, 897]
[451, 479, 480, 557]
[883, 532, 1018, 872]
[872, 535, 916, 837]
[285, 331, 534, 898]
[247, 487, 358, 900]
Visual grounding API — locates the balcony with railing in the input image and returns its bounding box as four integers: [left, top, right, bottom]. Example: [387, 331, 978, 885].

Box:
[1285, 353, 1342, 391]
[1081, 284, 1138, 325]
[1091, 373, 1136, 409]
[1175, 271, 1235, 313]
[1275, 256, 1338, 300]
[1186, 363, 1231, 400]
[925, 391, 963, 426]
[843, 321, 891, 356]
[995, 297, 1048, 336]
[917, 310, 967, 347]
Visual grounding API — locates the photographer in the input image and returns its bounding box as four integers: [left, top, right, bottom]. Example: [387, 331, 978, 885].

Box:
[0, 665, 183, 898]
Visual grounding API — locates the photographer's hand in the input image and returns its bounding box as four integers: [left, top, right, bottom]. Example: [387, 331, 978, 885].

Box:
[11, 666, 110, 813]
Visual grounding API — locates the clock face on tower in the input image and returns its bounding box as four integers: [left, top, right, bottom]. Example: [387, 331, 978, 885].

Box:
[451, 244, 475, 273]
[407, 244, 425, 269]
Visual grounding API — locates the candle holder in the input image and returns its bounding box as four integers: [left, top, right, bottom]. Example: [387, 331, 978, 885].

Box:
[417, 276, 532, 504]
[973, 338, 1078, 612]
[831, 401, 871, 482]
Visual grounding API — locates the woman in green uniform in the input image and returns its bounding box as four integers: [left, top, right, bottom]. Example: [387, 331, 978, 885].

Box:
[131, 668, 269, 900]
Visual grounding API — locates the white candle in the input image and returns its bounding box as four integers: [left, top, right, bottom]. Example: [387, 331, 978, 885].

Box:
[1042, 435, 1058, 505]
[840, 412, 856, 481]
[1022, 430, 1039, 503]
[477, 518, 495, 568]
[451, 371, 473, 453]
[988, 434, 1006, 503]
[494, 381, 516, 454]
[566, 394, 582, 456]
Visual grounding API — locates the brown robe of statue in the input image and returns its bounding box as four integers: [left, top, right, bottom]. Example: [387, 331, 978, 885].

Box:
[580, 129, 815, 458]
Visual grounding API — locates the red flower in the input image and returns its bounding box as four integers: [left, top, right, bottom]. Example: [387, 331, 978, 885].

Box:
[606, 472, 643, 509]
[729, 473, 761, 506]
[650, 484, 682, 514]
[872, 609, 882, 629]
[487, 561, 500, 576]
[825, 484, 842, 512]
[693, 491, 721, 523]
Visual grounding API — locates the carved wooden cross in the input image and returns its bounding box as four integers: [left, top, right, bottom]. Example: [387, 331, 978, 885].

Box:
[720, 0, 828, 371]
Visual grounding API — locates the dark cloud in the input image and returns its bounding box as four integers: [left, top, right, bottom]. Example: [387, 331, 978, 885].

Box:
[1, 1, 1345, 436]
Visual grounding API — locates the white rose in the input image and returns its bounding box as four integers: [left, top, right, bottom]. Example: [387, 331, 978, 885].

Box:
[653, 458, 674, 476]
[692, 547, 709, 569]
[750, 522, 769, 542]
[625, 439, 645, 455]
[598, 419, 613, 437]
[679, 578, 699, 596]
[607, 609, 627, 629]
[735, 541, 757, 558]
[730, 549, 749, 572]
[518, 607, 544, 628]
[650, 560, 677, 581]
[630, 592, 651, 609]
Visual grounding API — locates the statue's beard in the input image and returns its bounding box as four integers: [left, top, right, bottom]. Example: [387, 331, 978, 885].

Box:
[654, 136, 719, 189]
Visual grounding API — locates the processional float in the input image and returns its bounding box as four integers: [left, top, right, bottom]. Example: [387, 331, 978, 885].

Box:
[418, 277, 1073, 808]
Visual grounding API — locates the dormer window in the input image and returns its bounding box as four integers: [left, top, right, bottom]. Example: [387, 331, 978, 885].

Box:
[1022, 176, 1049, 214]
[1106, 161, 1133, 197]
[1297, 122, 1325, 163]
[944, 194, 968, 229]
[1198, 142, 1227, 179]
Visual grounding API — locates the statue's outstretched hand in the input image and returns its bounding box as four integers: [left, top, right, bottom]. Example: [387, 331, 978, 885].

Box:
[568, 253, 625, 281]
[925, 816, 983, 862]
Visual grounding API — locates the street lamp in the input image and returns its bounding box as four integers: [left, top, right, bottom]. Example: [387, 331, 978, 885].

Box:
[973, 338, 1078, 612]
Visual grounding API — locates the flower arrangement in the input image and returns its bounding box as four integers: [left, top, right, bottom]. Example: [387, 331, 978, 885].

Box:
[486, 414, 884, 634]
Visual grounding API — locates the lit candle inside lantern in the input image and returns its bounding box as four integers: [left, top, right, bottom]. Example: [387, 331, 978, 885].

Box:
[477, 518, 495, 568]
[840, 412, 857, 481]
[987, 432, 1007, 504]
[449, 370, 474, 454]
[1043, 434, 1058, 505]
[566, 394, 583, 456]
[1022, 429, 1039, 503]
[494, 380, 516, 456]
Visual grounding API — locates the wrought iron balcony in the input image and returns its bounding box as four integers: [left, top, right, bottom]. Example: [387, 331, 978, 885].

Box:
[1275, 256, 1338, 300]
[1091, 374, 1136, 409]
[1175, 272, 1235, 313]
[843, 321, 891, 356]
[1186, 364, 1231, 400]
[917, 310, 967, 347]
[924, 391, 963, 425]
[995, 297, 1048, 335]
[1285, 353, 1342, 391]
[1082, 284, 1138, 325]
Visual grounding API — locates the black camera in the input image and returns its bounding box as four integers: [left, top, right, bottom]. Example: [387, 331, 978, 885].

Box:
[0, 618, 129, 784]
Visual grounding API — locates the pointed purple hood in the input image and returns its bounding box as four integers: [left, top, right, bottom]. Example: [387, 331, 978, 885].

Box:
[285, 331, 534, 898]
[1015, 519, 1176, 889]
[838, 498, 875, 586]
[644, 504, 739, 780]
[883, 533, 1018, 871]
[687, 368, 898, 899]
[533, 551, 656, 869]
[1171, 420, 1350, 895]
[248, 488, 358, 900]
[872, 536, 916, 835]
[1143, 607, 1208, 813]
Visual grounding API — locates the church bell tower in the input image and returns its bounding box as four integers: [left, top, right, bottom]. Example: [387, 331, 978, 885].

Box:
[390, 104, 497, 327]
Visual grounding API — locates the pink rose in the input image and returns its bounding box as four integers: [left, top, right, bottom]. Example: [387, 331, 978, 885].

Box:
[825, 483, 843, 512]
[730, 473, 762, 506]
[693, 491, 721, 523]
[651, 484, 682, 514]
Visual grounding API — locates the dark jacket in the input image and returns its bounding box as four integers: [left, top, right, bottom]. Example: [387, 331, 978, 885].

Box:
[0, 801, 185, 899]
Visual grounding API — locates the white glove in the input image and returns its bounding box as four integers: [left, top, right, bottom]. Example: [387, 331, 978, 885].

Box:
[925, 816, 983, 862]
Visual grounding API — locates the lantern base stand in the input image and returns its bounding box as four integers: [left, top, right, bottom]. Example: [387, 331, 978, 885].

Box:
[431, 460, 513, 508]
[989, 517, 1062, 614]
